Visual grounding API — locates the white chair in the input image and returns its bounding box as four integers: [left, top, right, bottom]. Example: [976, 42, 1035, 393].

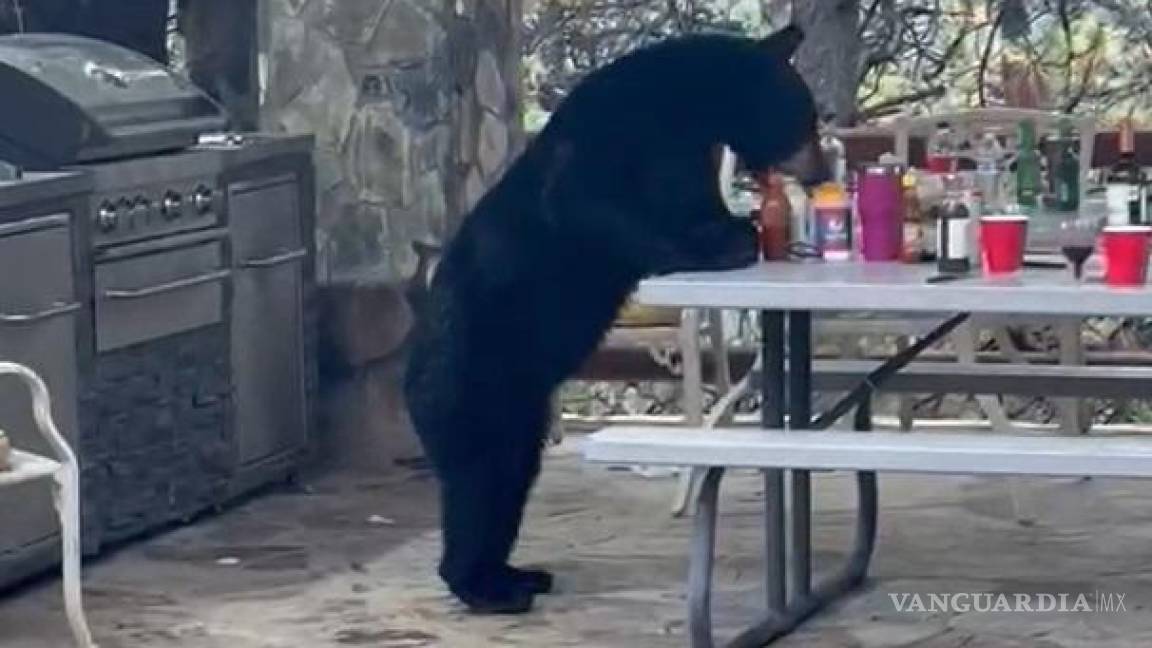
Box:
[0, 361, 96, 647]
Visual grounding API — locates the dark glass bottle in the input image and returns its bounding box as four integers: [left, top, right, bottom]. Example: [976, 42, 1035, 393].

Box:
[1015, 120, 1042, 211]
[1052, 118, 1080, 213]
[1107, 118, 1147, 224]
[936, 180, 972, 274]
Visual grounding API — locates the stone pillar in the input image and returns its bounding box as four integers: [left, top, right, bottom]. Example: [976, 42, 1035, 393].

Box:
[262, 0, 520, 283]
[260, 0, 521, 469]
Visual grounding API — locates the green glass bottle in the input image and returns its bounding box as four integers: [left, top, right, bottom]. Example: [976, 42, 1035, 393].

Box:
[1053, 118, 1080, 213]
[1015, 120, 1043, 211]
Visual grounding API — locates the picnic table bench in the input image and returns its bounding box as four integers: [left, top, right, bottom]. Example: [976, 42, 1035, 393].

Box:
[584, 261, 1152, 648]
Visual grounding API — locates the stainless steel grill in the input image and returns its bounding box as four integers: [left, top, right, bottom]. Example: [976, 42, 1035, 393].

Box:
[0, 34, 314, 573]
[0, 33, 227, 168]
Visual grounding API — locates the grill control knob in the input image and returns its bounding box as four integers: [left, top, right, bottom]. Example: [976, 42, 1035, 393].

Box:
[97, 201, 119, 232]
[192, 186, 215, 214]
[116, 198, 134, 229]
[161, 192, 183, 220]
[130, 197, 151, 224]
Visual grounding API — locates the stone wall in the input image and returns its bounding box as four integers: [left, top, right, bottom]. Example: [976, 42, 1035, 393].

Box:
[81, 326, 233, 552]
[261, 0, 522, 285]
[260, 0, 522, 469]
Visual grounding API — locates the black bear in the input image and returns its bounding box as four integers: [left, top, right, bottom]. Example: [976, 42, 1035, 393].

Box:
[404, 26, 828, 614]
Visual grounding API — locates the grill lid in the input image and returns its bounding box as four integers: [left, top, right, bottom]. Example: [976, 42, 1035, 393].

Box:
[0, 33, 229, 169]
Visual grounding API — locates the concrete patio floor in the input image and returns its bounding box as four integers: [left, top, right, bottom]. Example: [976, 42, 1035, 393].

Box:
[3, 436, 1152, 647]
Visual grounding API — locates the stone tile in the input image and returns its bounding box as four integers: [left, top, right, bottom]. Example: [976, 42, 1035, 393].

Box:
[475, 49, 506, 116]
[367, 0, 441, 64]
[478, 111, 509, 178]
[344, 103, 412, 206]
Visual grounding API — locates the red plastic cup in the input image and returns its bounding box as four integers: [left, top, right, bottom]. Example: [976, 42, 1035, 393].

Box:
[1101, 226, 1152, 287]
[925, 154, 956, 174]
[980, 216, 1028, 276]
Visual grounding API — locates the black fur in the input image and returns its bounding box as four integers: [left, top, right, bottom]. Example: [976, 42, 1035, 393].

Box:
[404, 28, 824, 614]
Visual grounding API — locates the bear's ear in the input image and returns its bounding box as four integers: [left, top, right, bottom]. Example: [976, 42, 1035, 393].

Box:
[759, 25, 804, 60]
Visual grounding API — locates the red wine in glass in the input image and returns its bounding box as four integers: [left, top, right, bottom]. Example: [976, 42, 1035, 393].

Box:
[1057, 217, 1102, 282]
[1061, 244, 1093, 280]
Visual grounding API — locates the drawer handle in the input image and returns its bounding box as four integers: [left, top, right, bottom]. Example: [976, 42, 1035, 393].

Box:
[0, 301, 81, 325]
[241, 248, 307, 269]
[104, 269, 231, 300]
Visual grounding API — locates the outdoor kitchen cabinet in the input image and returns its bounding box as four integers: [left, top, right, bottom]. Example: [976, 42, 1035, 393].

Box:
[227, 171, 309, 490]
[210, 134, 315, 497]
[0, 173, 90, 588]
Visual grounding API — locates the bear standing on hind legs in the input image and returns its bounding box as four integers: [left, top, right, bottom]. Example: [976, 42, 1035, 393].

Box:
[404, 25, 829, 615]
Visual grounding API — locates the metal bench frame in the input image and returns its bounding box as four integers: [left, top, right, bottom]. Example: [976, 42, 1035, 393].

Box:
[689, 311, 963, 646]
[587, 307, 1152, 646]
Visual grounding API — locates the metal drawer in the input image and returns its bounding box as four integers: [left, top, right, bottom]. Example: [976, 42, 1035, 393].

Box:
[95, 233, 229, 352]
[0, 213, 81, 566]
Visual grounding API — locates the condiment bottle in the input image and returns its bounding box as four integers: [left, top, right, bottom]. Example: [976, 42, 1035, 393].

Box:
[936, 177, 972, 274]
[901, 170, 925, 263]
[811, 182, 852, 262]
[758, 173, 791, 260]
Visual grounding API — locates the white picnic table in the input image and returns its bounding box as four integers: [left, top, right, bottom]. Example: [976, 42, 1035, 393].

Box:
[585, 260, 1152, 648]
[636, 261, 1150, 317]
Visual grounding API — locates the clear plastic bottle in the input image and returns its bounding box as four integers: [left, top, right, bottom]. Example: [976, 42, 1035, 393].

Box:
[973, 131, 1003, 213]
[926, 122, 958, 174]
[783, 177, 810, 245]
[821, 124, 848, 185]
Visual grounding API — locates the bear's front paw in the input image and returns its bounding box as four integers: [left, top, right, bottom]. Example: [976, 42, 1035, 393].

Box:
[699, 219, 759, 270]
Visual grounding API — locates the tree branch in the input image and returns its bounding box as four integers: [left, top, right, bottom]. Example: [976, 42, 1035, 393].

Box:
[977, 5, 1005, 107]
[859, 85, 946, 119]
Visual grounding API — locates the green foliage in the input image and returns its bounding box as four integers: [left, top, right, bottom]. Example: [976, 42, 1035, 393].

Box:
[523, 0, 1152, 127]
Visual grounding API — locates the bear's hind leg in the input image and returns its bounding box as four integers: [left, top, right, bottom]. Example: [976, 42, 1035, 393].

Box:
[491, 418, 553, 595]
[438, 455, 536, 614]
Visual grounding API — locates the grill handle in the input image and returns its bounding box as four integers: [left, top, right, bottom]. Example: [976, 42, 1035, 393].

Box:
[240, 248, 308, 269]
[0, 301, 82, 325]
[103, 269, 231, 300]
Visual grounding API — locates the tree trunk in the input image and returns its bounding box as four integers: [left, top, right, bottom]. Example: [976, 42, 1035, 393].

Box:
[791, 0, 862, 126]
[178, 0, 259, 130]
[75, 0, 171, 63]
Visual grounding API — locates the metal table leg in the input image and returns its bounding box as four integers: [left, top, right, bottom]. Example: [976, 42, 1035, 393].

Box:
[727, 398, 878, 648]
[687, 313, 966, 647]
[760, 310, 786, 612]
[787, 312, 812, 602]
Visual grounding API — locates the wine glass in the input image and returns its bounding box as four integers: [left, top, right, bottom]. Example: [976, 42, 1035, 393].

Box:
[1057, 217, 1103, 281]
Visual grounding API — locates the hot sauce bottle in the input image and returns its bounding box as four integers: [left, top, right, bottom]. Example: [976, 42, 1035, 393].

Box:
[758, 173, 792, 260]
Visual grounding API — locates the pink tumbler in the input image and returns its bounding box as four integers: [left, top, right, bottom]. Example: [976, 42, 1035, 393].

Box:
[856, 164, 904, 261]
